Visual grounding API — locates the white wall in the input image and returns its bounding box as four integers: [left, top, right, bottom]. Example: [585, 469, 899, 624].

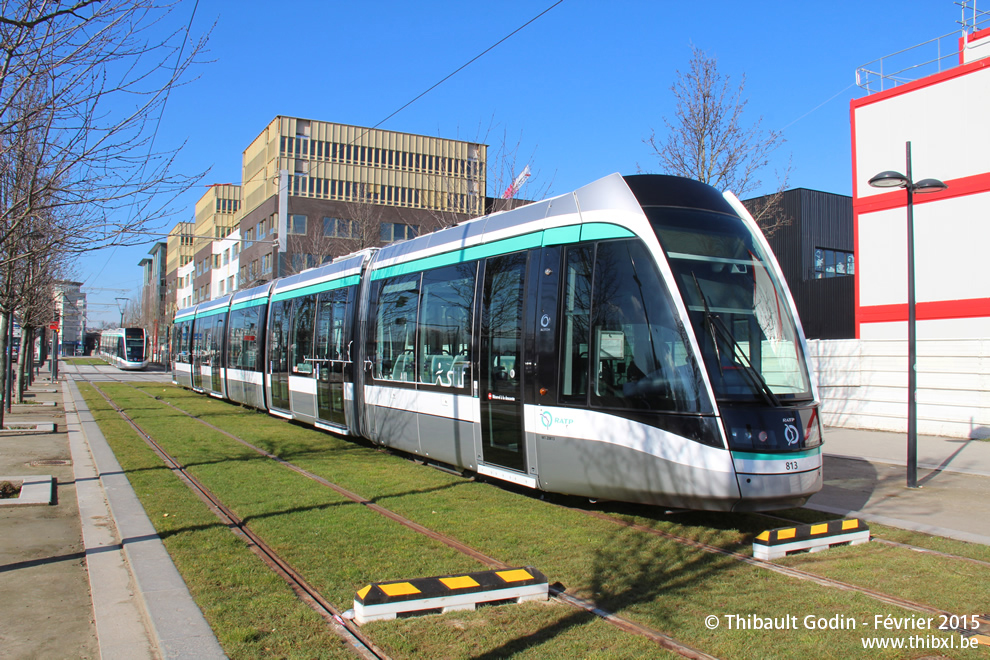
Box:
[177, 261, 194, 310]
[808, 338, 990, 439]
[854, 65, 990, 196]
[853, 57, 990, 342]
[212, 230, 241, 299]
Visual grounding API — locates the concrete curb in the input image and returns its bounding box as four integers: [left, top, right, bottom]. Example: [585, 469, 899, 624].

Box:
[0, 474, 54, 506]
[66, 380, 226, 659]
[65, 382, 156, 659]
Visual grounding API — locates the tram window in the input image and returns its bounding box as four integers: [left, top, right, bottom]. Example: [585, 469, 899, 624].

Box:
[590, 240, 705, 413]
[314, 287, 351, 362]
[192, 320, 206, 363]
[417, 263, 475, 389]
[372, 274, 420, 382]
[177, 321, 190, 363]
[560, 245, 593, 401]
[228, 306, 264, 371]
[269, 300, 290, 373]
[290, 294, 316, 375]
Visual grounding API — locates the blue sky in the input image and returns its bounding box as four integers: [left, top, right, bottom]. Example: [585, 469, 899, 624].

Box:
[76, 0, 968, 325]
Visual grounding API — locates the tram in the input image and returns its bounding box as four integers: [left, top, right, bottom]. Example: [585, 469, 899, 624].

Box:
[100, 327, 149, 370]
[172, 174, 823, 511]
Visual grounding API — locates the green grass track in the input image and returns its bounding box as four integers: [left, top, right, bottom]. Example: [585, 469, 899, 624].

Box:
[81, 382, 986, 659]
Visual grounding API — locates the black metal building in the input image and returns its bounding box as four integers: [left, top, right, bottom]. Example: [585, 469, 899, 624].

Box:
[744, 188, 854, 340]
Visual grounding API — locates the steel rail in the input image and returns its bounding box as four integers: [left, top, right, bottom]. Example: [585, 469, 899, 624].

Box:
[88, 382, 389, 660]
[90, 377, 721, 660]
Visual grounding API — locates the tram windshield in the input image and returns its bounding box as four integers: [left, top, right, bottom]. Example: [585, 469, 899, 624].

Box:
[646, 207, 813, 403]
[124, 329, 144, 361]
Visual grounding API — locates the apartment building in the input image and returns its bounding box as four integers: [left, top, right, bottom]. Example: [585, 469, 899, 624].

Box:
[192, 184, 241, 304]
[165, 222, 194, 319]
[54, 281, 86, 357]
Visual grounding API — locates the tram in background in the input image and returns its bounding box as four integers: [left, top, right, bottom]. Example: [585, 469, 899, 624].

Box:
[172, 174, 823, 512]
[99, 327, 149, 370]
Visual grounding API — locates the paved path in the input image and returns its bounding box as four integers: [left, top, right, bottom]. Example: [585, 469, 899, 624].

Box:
[1, 363, 224, 659]
[809, 427, 990, 545]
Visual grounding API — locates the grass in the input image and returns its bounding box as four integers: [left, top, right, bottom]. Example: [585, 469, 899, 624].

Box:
[81, 381, 987, 659]
[63, 357, 107, 366]
[79, 383, 355, 659]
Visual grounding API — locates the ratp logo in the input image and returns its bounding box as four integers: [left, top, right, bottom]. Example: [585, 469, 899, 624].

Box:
[541, 411, 553, 429]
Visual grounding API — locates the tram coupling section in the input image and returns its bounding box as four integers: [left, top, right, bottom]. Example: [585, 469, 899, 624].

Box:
[753, 519, 870, 560]
[347, 567, 548, 624]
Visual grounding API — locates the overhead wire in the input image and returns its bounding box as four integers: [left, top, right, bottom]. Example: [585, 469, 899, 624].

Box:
[234, 0, 566, 190]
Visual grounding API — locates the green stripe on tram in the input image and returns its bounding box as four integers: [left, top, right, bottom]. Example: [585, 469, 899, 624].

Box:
[271, 274, 360, 303]
[730, 448, 821, 461]
[371, 223, 634, 281]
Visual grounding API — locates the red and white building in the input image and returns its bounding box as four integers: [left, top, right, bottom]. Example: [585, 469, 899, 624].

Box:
[811, 22, 990, 439]
[852, 27, 990, 341]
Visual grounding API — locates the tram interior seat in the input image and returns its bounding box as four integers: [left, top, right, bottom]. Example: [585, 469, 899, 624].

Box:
[391, 352, 415, 381]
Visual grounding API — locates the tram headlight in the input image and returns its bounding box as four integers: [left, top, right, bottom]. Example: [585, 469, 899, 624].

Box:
[804, 411, 823, 448]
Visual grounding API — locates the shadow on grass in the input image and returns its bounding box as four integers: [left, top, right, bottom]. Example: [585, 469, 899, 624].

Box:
[472, 609, 597, 659]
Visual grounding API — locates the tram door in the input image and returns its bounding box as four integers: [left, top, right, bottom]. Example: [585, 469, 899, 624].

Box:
[478, 252, 528, 473]
[268, 300, 290, 411]
[191, 319, 204, 390]
[315, 288, 348, 427]
[210, 314, 225, 395]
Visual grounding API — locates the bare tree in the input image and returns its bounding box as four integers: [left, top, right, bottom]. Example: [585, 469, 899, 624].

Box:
[645, 45, 791, 235]
[0, 0, 210, 261]
[483, 126, 554, 215]
[0, 1, 208, 421]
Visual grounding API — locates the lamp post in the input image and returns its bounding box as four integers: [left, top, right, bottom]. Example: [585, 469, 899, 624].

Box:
[868, 141, 947, 489]
[115, 297, 129, 327]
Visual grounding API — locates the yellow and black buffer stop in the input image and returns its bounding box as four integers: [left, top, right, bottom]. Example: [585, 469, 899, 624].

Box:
[753, 519, 870, 560]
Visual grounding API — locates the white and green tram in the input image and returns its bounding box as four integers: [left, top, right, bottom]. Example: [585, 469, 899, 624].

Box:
[172, 174, 823, 511]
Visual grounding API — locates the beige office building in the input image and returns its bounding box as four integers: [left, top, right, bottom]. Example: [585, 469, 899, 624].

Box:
[163, 116, 488, 307]
[237, 117, 487, 286]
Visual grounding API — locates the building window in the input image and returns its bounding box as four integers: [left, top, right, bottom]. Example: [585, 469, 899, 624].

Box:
[381, 223, 418, 244]
[814, 248, 855, 279]
[289, 214, 307, 235]
[257, 221, 266, 240]
[323, 217, 357, 239]
[262, 253, 271, 274]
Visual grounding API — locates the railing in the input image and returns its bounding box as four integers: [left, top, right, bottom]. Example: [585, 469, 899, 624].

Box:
[856, 31, 967, 94]
[856, 2, 990, 94]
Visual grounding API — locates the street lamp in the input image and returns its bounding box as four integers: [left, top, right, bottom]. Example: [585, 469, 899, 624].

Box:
[115, 297, 129, 327]
[868, 141, 947, 489]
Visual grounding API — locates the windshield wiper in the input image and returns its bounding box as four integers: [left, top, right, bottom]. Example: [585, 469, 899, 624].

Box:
[691, 274, 781, 407]
[692, 273, 723, 377]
